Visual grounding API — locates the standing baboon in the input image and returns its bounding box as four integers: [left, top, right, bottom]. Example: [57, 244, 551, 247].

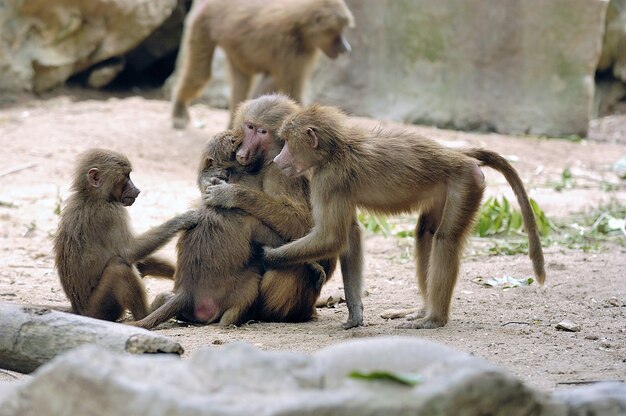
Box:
[267, 105, 546, 329]
[132, 132, 326, 329]
[171, 0, 355, 129]
[54, 149, 198, 322]
[204, 94, 337, 321]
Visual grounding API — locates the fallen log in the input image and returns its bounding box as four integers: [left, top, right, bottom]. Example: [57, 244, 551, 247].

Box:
[0, 302, 183, 374]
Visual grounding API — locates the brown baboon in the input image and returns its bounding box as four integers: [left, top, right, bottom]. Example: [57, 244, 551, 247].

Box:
[132, 132, 326, 329]
[204, 94, 337, 322]
[54, 149, 198, 322]
[267, 104, 546, 329]
[171, 0, 355, 129]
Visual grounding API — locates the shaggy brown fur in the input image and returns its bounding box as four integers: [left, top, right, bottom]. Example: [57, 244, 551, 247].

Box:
[268, 105, 546, 329]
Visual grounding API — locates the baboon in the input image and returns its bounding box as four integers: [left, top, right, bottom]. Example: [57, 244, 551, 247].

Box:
[54, 148, 198, 322]
[267, 104, 547, 329]
[132, 132, 325, 329]
[171, 0, 355, 129]
[204, 94, 337, 322]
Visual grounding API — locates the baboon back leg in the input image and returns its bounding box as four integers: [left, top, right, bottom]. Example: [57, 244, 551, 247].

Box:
[256, 266, 323, 322]
[87, 258, 148, 321]
[136, 255, 175, 279]
[227, 66, 252, 128]
[406, 209, 443, 321]
[219, 272, 260, 326]
[403, 178, 484, 329]
[172, 15, 215, 128]
[340, 217, 364, 329]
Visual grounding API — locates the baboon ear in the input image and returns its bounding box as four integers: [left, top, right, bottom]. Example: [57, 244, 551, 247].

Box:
[306, 128, 319, 149]
[87, 168, 101, 188]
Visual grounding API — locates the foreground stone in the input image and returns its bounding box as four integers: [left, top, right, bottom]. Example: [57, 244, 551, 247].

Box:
[0, 337, 624, 416]
[0, 303, 183, 374]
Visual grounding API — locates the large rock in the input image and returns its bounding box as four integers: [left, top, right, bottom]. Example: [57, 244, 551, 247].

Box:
[1, 337, 625, 416]
[0, 0, 177, 92]
[598, 0, 626, 80]
[307, 0, 608, 137]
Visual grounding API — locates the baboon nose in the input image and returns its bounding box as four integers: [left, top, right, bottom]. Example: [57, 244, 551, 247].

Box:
[236, 150, 249, 165]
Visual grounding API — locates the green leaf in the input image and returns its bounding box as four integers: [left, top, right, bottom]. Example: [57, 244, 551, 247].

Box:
[348, 370, 423, 386]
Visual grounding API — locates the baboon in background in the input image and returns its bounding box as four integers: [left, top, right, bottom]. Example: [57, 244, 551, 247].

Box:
[268, 104, 546, 329]
[54, 148, 198, 322]
[132, 132, 326, 329]
[171, 0, 355, 129]
[204, 94, 337, 322]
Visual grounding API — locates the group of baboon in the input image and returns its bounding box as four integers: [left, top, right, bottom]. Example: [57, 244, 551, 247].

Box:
[53, 0, 546, 331]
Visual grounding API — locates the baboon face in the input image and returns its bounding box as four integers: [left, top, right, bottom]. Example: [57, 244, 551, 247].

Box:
[113, 173, 140, 206]
[80, 149, 140, 206]
[198, 131, 242, 190]
[234, 94, 300, 169]
[306, 0, 355, 59]
[274, 127, 320, 178]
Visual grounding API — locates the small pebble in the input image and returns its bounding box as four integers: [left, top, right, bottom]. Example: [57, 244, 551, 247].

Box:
[555, 320, 581, 332]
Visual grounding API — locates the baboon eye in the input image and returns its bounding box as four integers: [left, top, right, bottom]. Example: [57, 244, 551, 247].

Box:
[257, 128, 267, 135]
[246, 124, 254, 130]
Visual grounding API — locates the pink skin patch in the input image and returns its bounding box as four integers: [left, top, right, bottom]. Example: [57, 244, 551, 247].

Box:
[194, 296, 219, 322]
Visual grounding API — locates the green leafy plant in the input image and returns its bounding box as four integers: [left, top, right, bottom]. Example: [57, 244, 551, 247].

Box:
[475, 196, 551, 238]
[349, 370, 423, 386]
[358, 212, 392, 237]
[475, 196, 523, 237]
[553, 167, 575, 192]
[553, 202, 626, 250]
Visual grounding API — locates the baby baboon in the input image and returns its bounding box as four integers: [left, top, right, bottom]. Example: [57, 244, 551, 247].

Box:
[54, 148, 198, 322]
[204, 94, 337, 322]
[171, 0, 355, 129]
[132, 133, 325, 329]
[268, 104, 546, 329]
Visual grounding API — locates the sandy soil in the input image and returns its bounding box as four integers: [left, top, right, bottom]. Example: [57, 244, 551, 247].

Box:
[0, 88, 624, 391]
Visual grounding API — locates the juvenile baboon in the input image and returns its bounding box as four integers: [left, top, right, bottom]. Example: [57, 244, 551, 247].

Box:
[171, 0, 355, 129]
[268, 105, 546, 329]
[204, 94, 337, 322]
[132, 133, 325, 329]
[54, 148, 198, 322]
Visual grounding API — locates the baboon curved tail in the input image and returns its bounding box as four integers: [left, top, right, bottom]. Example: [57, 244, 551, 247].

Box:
[132, 292, 191, 330]
[463, 148, 546, 285]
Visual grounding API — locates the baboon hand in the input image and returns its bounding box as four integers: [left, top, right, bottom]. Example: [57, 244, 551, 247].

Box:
[203, 183, 237, 208]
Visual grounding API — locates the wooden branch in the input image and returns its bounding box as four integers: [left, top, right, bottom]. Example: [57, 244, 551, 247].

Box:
[0, 302, 184, 374]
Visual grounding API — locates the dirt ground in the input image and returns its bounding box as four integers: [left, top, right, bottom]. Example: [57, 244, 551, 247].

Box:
[0, 88, 624, 392]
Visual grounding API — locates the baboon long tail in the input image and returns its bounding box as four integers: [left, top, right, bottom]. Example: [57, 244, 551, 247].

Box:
[133, 292, 190, 330]
[463, 148, 546, 285]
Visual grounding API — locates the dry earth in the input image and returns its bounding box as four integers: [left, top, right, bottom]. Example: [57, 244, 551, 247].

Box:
[0, 88, 625, 391]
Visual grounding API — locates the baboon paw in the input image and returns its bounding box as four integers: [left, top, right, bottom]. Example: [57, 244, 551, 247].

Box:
[405, 309, 427, 321]
[341, 318, 363, 329]
[172, 117, 188, 130]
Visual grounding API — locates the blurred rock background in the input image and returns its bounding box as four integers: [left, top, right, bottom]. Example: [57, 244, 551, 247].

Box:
[2, 0, 625, 137]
